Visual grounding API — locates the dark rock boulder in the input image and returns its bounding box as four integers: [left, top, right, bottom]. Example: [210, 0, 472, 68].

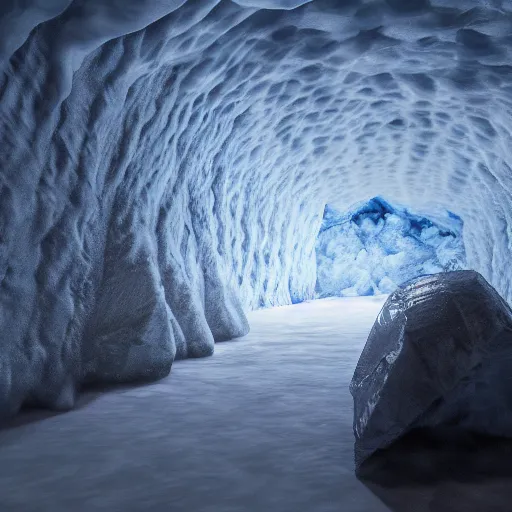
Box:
[350, 270, 512, 470]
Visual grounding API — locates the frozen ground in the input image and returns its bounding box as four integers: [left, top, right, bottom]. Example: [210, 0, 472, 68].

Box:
[1, 296, 512, 512]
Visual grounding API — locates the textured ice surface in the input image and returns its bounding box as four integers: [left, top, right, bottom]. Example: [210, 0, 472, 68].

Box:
[316, 198, 466, 297]
[350, 270, 512, 470]
[1, 0, 512, 415]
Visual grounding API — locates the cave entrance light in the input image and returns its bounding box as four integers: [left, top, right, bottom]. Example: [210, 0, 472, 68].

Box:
[315, 196, 467, 298]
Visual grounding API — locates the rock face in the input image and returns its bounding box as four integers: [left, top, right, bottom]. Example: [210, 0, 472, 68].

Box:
[1, 1, 512, 417]
[316, 198, 466, 297]
[350, 270, 512, 470]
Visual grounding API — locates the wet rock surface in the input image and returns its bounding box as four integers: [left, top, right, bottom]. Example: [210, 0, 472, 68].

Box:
[350, 270, 512, 469]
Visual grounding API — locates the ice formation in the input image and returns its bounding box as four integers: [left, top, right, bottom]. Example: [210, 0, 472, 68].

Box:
[316, 197, 466, 297]
[350, 270, 512, 470]
[1, 0, 512, 415]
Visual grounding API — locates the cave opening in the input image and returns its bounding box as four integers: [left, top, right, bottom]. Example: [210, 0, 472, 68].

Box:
[314, 196, 467, 298]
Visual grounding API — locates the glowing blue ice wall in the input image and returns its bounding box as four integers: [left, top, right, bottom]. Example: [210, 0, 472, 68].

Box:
[316, 198, 466, 297]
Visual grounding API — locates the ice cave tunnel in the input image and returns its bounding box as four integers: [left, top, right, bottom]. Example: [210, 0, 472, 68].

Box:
[1, 1, 512, 509]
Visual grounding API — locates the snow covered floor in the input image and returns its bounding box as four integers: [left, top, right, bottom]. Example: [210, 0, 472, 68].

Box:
[1, 296, 511, 512]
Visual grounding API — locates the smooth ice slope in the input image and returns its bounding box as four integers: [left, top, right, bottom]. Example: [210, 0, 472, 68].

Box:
[1, 0, 512, 415]
[316, 198, 466, 297]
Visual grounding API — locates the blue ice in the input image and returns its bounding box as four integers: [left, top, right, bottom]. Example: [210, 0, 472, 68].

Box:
[315, 197, 466, 297]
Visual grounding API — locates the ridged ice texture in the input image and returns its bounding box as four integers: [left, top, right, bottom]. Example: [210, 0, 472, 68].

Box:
[0, 0, 512, 415]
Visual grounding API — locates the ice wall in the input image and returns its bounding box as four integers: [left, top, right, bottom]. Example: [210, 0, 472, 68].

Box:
[316, 198, 466, 297]
[1, 0, 512, 415]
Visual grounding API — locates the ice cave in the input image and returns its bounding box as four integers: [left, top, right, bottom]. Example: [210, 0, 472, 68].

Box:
[1, 1, 512, 511]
